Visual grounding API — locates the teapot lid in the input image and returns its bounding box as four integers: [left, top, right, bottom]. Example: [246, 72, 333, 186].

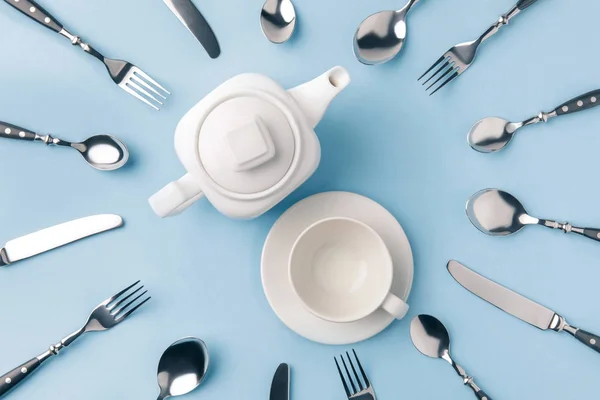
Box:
[198, 95, 296, 195]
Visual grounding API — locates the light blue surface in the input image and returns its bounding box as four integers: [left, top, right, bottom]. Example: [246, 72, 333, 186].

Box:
[0, 0, 599, 398]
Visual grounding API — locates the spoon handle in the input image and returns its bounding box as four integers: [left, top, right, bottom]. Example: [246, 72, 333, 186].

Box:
[572, 226, 600, 242]
[0, 121, 37, 141]
[450, 360, 492, 400]
[553, 89, 600, 117]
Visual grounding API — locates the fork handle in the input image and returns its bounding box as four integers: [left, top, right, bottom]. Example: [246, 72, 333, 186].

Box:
[3, 0, 63, 33]
[517, 0, 539, 10]
[553, 89, 600, 116]
[0, 357, 42, 397]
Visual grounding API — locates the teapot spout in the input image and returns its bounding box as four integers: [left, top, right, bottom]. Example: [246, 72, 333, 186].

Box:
[287, 66, 350, 129]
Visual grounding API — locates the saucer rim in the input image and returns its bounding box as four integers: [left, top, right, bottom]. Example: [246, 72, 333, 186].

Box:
[261, 191, 414, 345]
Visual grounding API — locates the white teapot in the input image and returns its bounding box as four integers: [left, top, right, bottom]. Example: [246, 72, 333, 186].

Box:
[149, 66, 351, 219]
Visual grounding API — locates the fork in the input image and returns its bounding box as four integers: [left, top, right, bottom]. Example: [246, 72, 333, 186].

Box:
[0, 281, 150, 397]
[334, 350, 376, 400]
[419, 0, 540, 95]
[3, 0, 170, 110]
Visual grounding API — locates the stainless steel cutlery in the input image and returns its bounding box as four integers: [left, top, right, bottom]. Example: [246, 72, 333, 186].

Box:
[270, 363, 290, 400]
[419, 0, 539, 95]
[156, 337, 209, 400]
[410, 314, 492, 400]
[468, 89, 600, 153]
[334, 350, 375, 400]
[354, 0, 420, 65]
[0, 215, 123, 267]
[3, 0, 170, 110]
[163, 0, 221, 58]
[260, 0, 297, 44]
[0, 281, 150, 397]
[0, 121, 128, 171]
[448, 260, 600, 355]
[467, 189, 600, 243]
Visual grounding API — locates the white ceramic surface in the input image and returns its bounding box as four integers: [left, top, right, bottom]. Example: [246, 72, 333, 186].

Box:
[261, 192, 414, 345]
[149, 67, 350, 219]
[289, 217, 408, 323]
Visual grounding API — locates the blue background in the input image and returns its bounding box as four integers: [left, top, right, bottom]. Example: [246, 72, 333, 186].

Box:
[1, 0, 599, 398]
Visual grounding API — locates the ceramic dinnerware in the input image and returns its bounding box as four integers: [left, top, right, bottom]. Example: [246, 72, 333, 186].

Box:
[289, 217, 409, 323]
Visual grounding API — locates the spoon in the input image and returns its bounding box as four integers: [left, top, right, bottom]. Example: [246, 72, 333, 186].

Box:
[156, 337, 210, 400]
[468, 88, 600, 153]
[260, 0, 297, 44]
[410, 315, 492, 400]
[353, 0, 421, 65]
[466, 188, 600, 243]
[0, 121, 128, 171]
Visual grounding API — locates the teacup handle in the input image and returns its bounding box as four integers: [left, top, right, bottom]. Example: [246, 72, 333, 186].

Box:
[149, 174, 204, 218]
[381, 293, 409, 320]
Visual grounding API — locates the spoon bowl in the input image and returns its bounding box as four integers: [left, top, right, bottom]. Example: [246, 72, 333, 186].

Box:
[75, 135, 129, 171]
[353, 0, 419, 65]
[410, 314, 450, 359]
[260, 0, 297, 44]
[467, 117, 518, 153]
[156, 337, 209, 400]
[466, 189, 535, 236]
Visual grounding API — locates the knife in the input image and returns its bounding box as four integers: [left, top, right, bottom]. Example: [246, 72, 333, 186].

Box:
[448, 260, 600, 354]
[163, 0, 221, 59]
[0, 214, 124, 267]
[270, 363, 290, 400]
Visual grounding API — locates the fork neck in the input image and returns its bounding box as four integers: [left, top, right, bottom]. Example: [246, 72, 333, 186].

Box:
[34, 327, 84, 364]
[58, 28, 105, 62]
[478, 5, 521, 44]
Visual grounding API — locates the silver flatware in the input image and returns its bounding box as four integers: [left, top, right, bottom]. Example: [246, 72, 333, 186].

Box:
[334, 350, 375, 400]
[163, 0, 221, 58]
[466, 189, 600, 243]
[419, 0, 539, 95]
[410, 314, 492, 400]
[353, 0, 420, 65]
[468, 89, 600, 153]
[0, 121, 128, 171]
[156, 337, 209, 400]
[0, 214, 123, 267]
[448, 260, 600, 355]
[260, 0, 297, 44]
[4, 0, 170, 110]
[270, 363, 290, 400]
[0, 281, 150, 397]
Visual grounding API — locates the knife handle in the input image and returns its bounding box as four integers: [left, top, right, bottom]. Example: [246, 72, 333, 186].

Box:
[3, 0, 63, 33]
[0, 121, 37, 141]
[574, 328, 600, 354]
[553, 89, 600, 117]
[0, 357, 42, 397]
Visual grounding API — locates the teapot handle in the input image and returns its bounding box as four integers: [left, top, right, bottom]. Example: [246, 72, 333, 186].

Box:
[149, 174, 204, 218]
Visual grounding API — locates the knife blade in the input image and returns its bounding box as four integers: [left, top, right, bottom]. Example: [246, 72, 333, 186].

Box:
[270, 363, 290, 400]
[163, 0, 221, 59]
[0, 214, 123, 266]
[447, 259, 600, 354]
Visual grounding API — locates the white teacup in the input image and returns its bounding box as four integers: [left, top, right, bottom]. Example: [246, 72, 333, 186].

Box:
[289, 217, 409, 323]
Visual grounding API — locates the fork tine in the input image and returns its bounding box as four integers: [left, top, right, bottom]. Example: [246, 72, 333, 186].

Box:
[422, 59, 449, 86]
[132, 68, 170, 95]
[352, 349, 370, 387]
[335, 357, 352, 398]
[429, 69, 459, 96]
[122, 84, 160, 111]
[347, 351, 364, 391]
[340, 354, 357, 394]
[131, 74, 167, 99]
[112, 290, 148, 316]
[127, 80, 164, 106]
[426, 65, 455, 91]
[108, 286, 143, 311]
[116, 296, 151, 322]
[102, 281, 141, 306]
[418, 56, 445, 81]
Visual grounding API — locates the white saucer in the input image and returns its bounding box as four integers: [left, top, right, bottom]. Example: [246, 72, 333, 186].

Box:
[261, 191, 414, 345]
